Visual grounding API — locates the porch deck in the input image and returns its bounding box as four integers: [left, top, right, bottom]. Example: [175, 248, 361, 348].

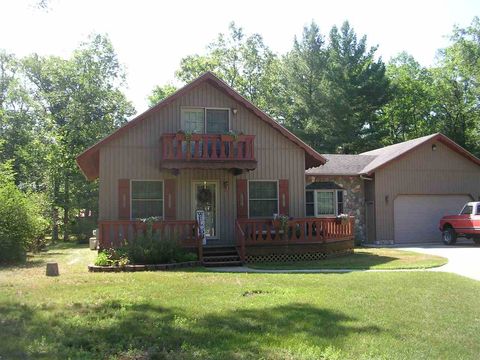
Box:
[97, 217, 355, 264]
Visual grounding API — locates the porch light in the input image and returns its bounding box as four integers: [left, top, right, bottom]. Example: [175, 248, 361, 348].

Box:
[232, 108, 238, 115]
[223, 180, 229, 190]
[432, 144, 437, 151]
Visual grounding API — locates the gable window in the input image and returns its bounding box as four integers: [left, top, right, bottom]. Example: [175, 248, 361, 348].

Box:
[181, 108, 205, 133]
[249, 181, 278, 218]
[181, 108, 230, 134]
[131, 181, 164, 219]
[206, 109, 229, 133]
[306, 189, 344, 217]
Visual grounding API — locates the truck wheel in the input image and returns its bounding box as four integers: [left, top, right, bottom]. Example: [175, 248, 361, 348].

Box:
[442, 228, 457, 245]
[473, 238, 480, 245]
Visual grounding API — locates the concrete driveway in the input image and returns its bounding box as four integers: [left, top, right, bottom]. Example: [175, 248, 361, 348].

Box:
[398, 240, 480, 281]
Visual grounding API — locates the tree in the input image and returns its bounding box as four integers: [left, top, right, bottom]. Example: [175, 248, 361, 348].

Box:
[23, 34, 135, 241]
[378, 52, 436, 144]
[148, 84, 177, 107]
[431, 17, 480, 153]
[324, 21, 390, 153]
[282, 22, 330, 149]
[167, 22, 282, 117]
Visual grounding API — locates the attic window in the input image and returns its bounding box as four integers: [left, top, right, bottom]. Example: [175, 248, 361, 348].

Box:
[180, 108, 229, 134]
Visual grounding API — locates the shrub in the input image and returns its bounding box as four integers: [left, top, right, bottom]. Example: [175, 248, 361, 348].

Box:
[123, 217, 196, 265]
[94, 248, 130, 267]
[0, 163, 49, 263]
[70, 216, 97, 244]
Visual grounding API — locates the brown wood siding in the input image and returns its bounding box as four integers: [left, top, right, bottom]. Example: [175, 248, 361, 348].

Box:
[374, 140, 480, 243]
[98, 82, 305, 243]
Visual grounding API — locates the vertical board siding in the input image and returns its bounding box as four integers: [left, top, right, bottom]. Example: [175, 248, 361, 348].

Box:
[99, 82, 305, 243]
[374, 141, 480, 243]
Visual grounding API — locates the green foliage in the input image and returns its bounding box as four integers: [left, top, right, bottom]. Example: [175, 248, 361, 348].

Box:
[123, 218, 195, 264]
[0, 162, 48, 263]
[147, 83, 177, 106]
[94, 248, 130, 266]
[69, 216, 96, 243]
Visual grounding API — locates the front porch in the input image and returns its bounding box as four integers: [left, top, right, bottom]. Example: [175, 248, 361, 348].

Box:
[97, 216, 355, 264]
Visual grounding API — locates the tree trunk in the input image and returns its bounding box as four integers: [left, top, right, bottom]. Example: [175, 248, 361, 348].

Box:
[63, 176, 69, 242]
[51, 179, 59, 243]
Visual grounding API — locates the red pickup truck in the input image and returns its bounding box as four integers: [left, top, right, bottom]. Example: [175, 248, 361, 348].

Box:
[439, 202, 480, 245]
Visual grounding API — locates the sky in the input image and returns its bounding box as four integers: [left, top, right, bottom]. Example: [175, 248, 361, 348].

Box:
[1, 0, 479, 115]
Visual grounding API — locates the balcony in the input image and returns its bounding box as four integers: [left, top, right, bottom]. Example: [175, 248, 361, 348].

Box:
[160, 133, 257, 171]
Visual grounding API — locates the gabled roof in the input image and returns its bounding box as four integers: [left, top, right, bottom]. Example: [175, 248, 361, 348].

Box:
[77, 71, 326, 180]
[306, 154, 377, 176]
[306, 133, 480, 176]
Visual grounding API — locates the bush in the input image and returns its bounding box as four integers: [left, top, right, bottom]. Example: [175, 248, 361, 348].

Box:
[124, 217, 197, 265]
[0, 163, 49, 263]
[70, 216, 97, 244]
[94, 248, 130, 267]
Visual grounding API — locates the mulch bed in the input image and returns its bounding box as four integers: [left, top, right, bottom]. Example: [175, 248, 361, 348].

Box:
[88, 261, 202, 272]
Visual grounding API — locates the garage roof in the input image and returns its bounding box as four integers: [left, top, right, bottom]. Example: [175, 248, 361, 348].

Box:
[307, 133, 480, 176]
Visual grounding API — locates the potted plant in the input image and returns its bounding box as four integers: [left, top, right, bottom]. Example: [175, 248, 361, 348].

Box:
[272, 214, 289, 239]
[336, 213, 349, 225]
[175, 129, 185, 140]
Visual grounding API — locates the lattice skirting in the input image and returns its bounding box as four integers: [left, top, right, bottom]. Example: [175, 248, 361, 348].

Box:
[245, 248, 353, 263]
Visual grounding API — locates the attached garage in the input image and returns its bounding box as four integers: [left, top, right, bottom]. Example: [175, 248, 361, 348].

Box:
[394, 195, 471, 244]
[307, 133, 480, 244]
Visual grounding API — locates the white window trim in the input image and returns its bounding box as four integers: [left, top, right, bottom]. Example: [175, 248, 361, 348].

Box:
[130, 180, 165, 220]
[180, 106, 231, 133]
[306, 189, 343, 217]
[247, 180, 279, 219]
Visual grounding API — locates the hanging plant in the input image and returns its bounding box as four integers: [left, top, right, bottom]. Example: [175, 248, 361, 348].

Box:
[197, 187, 212, 204]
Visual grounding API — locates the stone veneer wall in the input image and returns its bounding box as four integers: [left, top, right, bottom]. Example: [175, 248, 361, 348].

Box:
[306, 175, 366, 243]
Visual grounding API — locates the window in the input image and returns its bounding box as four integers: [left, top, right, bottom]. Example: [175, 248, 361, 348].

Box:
[305, 189, 344, 217]
[249, 181, 278, 218]
[181, 108, 205, 133]
[206, 109, 229, 133]
[131, 181, 163, 219]
[181, 108, 229, 134]
[317, 191, 335, 215]
[461, 205, 473, 215]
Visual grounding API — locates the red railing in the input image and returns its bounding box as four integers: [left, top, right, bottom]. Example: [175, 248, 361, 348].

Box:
[98, 220, 202, 261]
[161, 133, 255, 161]
[236, 217, 354, 261]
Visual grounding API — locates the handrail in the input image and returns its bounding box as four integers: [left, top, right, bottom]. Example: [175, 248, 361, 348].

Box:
[98, 220, 200, 257]
[161, 133, 256, 162]
[235, 217, 354, 247]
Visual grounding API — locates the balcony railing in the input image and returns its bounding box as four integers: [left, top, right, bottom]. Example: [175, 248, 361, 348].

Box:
[160, 133, 256, 169]
[236, 217, 354, 261]
[98, 220, 203, 261]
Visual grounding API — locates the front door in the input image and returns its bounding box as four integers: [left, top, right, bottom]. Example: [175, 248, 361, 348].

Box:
[192, 181, 219, 240]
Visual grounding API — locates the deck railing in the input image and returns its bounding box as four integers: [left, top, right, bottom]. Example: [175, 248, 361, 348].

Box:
[235, 217, 354, 261]
[161, 133, 255, 161]
[98, 220, 202, 261]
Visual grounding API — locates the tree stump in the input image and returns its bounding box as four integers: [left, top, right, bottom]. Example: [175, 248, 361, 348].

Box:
[46, 262, 59, 276]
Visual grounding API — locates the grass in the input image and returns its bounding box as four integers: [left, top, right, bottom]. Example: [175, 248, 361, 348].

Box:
[0, 244, 478, 360]
[249, 247, 448, 270]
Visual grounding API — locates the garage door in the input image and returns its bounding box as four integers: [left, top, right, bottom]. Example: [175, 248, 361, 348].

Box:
[394, 195, 471, 244]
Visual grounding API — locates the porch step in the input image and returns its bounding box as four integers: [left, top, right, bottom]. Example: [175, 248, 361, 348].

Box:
[202, 246, 242, 267]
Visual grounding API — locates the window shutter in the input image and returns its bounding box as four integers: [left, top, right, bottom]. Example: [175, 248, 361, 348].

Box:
[236, 179, 248, 218]
[164, 179, 177, 220]
[118, 179, 130, 220]
[279, 179, 289, 215]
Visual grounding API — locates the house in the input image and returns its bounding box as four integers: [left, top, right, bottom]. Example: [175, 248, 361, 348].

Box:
[76, 72, 355, 264]
[306, 133, 480, 244]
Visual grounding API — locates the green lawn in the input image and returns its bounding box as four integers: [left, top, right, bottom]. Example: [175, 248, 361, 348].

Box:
[0, 244, 478, 360]
[249, 247, 448, 270]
